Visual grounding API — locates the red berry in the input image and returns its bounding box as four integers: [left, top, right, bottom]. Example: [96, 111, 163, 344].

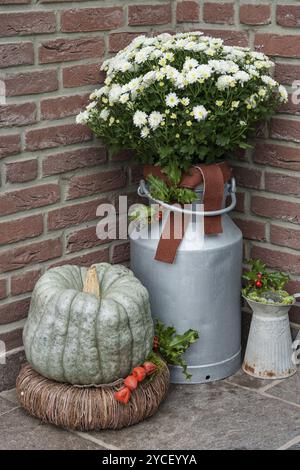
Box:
[257, 273, 262, 279]
[255, 280, 263, 288]
[124, 374, 138, 391]
[114, 387, 131, 404]
[153, 335, 159, 352]
[132, 366, 146, 382]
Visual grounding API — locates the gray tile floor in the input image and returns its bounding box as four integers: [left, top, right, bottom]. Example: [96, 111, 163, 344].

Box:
[0, 367, 299, 450]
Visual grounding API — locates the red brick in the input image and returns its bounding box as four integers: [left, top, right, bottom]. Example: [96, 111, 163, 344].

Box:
[0, 298, 30, 325]
[203, 2, 234, 24]
[130, 165, 143, 184]
[251, 245, 300, 276]
[0, 328, 23, 351]
[128, 4, 172, 26]
[253, 143, 300, 171]
[251, 196, 300, 225]
[271, 118, 300, 143]
[0, 184, 60, 216]
[41, 94, 89, 120]
[0, 102, 36, 128]
[11, 269, 42, 295]
[0, 42, 33, 68]
[287, 279, 300, 296]
[0, 12, 56, 37]
[5, 159, 38, 183]
[0, 279, 7, 300]
[39, 37, 105, 64]
[63, 63, 104, 88]
[111, 242, 130, 264]
[200, 29, 248, 47]
[278, 94, 300, 116]
[265, 172, 300, 197]
[233, 166, 262, 189]
[277, 5, 300, 27]
[5, 69, 58, 97]
[0, 238, 62, 273]
[176, 1, 200, 22]
[271, 225, 300, 251]
[67, 169, 126, 200]
[0, 224, 39, 259]
[289, 305, 300, 324]
[67, 225, 106, 253]
[240, 4, 271, 25]
[255, 34, 300, 58]
[42, 147, 107, 177]
[0, 0, 30, 3]
[235, 191, 245, 213]
[109, 32, 144, 53]
[0, 134, 20, 159]
[275, 63, 300, 86]
[51, 247, 109, 268]
[233, 218, 266, 241]
[61, 7, 124, 32]
[47, 198, 107, 231]
[25, 123, 91, 151]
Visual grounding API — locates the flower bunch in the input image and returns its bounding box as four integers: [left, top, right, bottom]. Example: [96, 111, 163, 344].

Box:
[77, 31, 287, 184]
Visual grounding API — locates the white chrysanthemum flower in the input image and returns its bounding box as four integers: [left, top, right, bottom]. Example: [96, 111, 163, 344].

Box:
[143, 70, 157, 84]
[93, 87, 108, 98]
[166, 92, 179, 108]
[192, 105, 208, 121]
[261, 75, 277, 88]
[116, 60, 132, 73]
[149, 111, 164, 130]
[174, 73, 185, 89]
[99, 109, 110, 121]
[239, 120, 246, 126]
[192, 42, 208, 53]
[186, 68, 199, 84]
[133, 110, 148, 128]
[108, 84, 122, 103]
[141, 126, 150, 138]
[217, 75, 236, 90]
[196, 64, 212, 79]
[251, 51, 266, 61]
[86, 101, 97, 111]
[76, 110, 89, 124]
[183, 57, 199, 71]
[234, 71, 250, 83]
[119, 93, 130, 104]
[127, 77, 142, 92]
[258, 87, 267, 97]
[151, 49, 163, 59]
[278, 85, 288, 103]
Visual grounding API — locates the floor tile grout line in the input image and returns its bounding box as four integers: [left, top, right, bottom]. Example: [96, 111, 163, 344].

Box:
[72, 431, 121, 451]
[277, 435, 300, 450]
[260, 391, 300, 409]
[258, 380, 283, 393]
[224, 379, 271, 394]
[0, 405, 20, 418]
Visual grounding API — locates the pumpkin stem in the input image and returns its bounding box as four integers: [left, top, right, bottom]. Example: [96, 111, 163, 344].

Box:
[83, 266, 100, 298]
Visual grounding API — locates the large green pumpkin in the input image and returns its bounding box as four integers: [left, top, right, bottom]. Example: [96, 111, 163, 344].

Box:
[23, 263, 154, 385]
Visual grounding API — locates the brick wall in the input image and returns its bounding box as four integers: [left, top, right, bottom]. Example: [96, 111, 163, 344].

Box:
[0, 0, 299, 389]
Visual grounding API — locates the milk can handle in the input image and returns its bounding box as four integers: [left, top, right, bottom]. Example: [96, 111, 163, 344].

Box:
[292, 293, 300, 365]
[137, 178, 237, 216]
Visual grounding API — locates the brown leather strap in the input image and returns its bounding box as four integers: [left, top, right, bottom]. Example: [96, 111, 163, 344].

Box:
[154, 211, 189, 264]
[143, 162, 231, 263]
[194, 164, 225, 235]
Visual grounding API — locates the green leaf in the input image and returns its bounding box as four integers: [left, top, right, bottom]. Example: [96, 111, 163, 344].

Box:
[155, 319, 199, 380]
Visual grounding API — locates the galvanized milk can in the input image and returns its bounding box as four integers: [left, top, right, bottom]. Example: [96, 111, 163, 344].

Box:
[243, 294, 300, 379]
[130, 177, 243, 384]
